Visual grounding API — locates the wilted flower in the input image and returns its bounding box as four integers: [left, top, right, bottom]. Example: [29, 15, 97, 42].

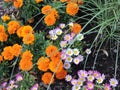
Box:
[85, 48, 91, 55]
[77, 55, 84, 62]
[109, 78, 118, 87]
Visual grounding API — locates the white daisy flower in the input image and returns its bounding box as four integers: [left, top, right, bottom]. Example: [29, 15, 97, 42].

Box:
[76, 33, 84, 41]
[87, 75, 95, 82]
[73, 57, 80, 65]
[109, 78, 118, 87]
[65, 74, 72, 82]
[50, 34, 58, 40]
[68, 22, 74, 27]
[64, 62, 71, 69]
[55, 28, 63, 35]
[66, 48, 73, 56]
[72, 85, 81, 90]
[66, 56, 73, 62]
[73, 48, 79, 56]
[59, 23, 65, 29]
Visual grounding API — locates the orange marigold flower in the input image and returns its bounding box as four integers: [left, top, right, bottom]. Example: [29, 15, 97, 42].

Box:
[0, 55, 3, 63]
[21, 25, 33, 37]
[71, 23, 82, 34]
[45, 45, 58, 57]
[19, 59, 33, 71]
[56, 69, 67, 79]
[50, 51, 61, 62]
[42, 72, 54, 84]
[50, 8, 59, 19]
[13, 0, 23, 9]
[16, 26, 24, 37]
[66, 2, 79, 16]
[4, 0, 11, 2]
[44, 13, 56, 26]
[12, 44, 22, 57]
[0, 32, 8, 42]
[8, 20, 20, 34]
[60, 0, 67, 2]
[49, 60, 63, 73]
[22, 34, 35, 44]
[21, 50, 33, 61]
[1, 14, 10, 22]
[0, 25, 5, 33]
[37, 57, 50, 71]
[1, 46, 14, 60]
[35, 0, 43, 3]
[41, 5, 52, 15]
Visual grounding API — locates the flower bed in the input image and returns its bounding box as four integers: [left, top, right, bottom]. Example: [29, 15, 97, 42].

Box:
[0, 0, 119, 90]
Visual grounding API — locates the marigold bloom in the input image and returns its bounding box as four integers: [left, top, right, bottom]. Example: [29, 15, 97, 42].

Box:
[12, 44, 22, 56]
[50, 8, 59, 19]
[0, 32, 8, 42]
[60, 0, 67, 2]
[21, 50, 33, 61]
[0, 55, 3, 63]
[16, 26, 24, 37]
[41, 72, 54, 84]
[66, 2, 79, 16]
[46, 45, 58, 57]
[0, 25, 5, 33]
[4, 0, 11, 2]
[50, 51, 61, 62]
[44, 14, 56, 26]
[37, 57, 50, 71]
[8, 21, 20, 34]
[41, 5, 52, 15]
[19, 59, 33, 71]
[1, 15, 10, 22]
[49, 60, 63, 73]
[21, 25, 33, 37]
[56, 69, 67, 79]
[35, 0, 43, 3]
[71, 23, 82, 34]
[13, 0, 23, 9]
[1, 46, 14, 60]
[22, 34, 35, 44]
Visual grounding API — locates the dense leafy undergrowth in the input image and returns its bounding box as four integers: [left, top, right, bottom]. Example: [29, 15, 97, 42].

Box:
[0, 0, 119, 90]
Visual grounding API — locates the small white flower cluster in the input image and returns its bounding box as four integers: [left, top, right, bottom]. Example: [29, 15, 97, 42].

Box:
[61, 48, 84, 70]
